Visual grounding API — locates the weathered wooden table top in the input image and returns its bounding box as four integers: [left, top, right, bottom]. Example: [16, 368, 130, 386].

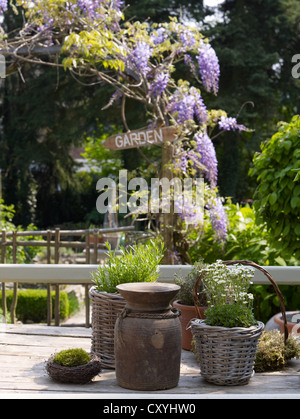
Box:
[1, 324, 300, 399]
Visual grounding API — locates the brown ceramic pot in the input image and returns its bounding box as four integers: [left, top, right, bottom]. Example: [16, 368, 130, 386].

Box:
[114, 282, 182, 391]
[273, 311, 300, 335]
[173, 300, 207, 351]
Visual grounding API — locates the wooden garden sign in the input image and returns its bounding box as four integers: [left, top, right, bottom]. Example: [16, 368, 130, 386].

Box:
[102, 126, 177, 150]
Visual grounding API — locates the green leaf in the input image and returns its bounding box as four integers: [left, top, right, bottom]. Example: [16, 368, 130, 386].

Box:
[269, 192, 277, 205]
[291, 196, 300, 209]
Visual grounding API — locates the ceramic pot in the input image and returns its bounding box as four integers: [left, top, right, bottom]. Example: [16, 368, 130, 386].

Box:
[173, 300, 207, 351]
[114, 282, 182, 391]
[273, 311, 300, 335]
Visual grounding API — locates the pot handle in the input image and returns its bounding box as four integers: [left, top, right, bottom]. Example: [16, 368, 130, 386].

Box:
[192, 260, 288, 344]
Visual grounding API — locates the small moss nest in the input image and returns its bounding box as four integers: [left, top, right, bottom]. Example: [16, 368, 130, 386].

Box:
[46, 348, 101, 384]
[255, 330, 300, 372]
[52, 348, 91, 367]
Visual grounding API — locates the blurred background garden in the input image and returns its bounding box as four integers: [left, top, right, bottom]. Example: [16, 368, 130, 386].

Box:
[0, 0, 299, 324]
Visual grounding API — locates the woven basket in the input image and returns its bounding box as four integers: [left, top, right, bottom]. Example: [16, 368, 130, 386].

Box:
[89, 286, 126, 369]
[46, 354, 101, 384]
[191, 260, 288, 386]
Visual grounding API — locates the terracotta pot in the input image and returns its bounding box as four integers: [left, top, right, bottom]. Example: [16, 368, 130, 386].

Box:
[173, 300, 207, 351]
[114, 282, 182, 391]
[273, 311, 300, 335]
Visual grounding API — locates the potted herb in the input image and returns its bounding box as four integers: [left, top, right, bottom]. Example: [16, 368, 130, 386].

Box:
[89, 239, 164, 368]
[191, 260, 265, 386]
[173, 262, 208, 350]
[46, 348, 101, 384]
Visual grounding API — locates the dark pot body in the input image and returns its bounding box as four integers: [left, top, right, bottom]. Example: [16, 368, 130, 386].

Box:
[114, 282, 182, 391]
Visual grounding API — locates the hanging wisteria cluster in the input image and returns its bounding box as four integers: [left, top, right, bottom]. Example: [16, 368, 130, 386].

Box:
[1, 1, 249, 248]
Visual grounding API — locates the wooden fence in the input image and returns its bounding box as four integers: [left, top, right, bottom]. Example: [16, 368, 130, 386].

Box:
[0, 226, 135, 326]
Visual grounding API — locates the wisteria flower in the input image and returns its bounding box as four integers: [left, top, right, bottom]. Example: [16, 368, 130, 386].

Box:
[179, 29, 196, 50]
[175, 195, 204, 226]
[195, 132, 218, 187]
[208, 198, 228, 243]
[196, 44, 220, 95]
[218, 116, 247, 132]
[0, 0, 7, 13]
[167, 85, 207, 126]
[149, 71, 170, 97]
[151, 27, 168, 45]
[127, 41, 153, 77]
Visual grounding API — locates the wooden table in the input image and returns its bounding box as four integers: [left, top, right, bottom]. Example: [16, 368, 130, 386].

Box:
[1, 324, 300, 399]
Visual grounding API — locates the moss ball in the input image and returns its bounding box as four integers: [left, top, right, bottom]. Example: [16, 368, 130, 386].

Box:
[52, 348, 91, 367]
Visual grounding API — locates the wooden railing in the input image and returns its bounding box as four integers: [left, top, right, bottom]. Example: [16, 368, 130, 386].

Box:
[0, 263, 299, 328]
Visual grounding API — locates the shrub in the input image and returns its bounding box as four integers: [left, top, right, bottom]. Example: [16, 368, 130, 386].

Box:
[255, 330, 300, 372]
[0, 289, 69, 323]
[52, 349, 90, 367]
[250, 115, 300, 261]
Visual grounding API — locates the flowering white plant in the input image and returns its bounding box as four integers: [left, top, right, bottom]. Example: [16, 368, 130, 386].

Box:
[202, 260, 254, 309]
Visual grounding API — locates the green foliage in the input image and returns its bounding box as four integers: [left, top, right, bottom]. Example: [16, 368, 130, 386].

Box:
[203, 0, 300, 200]
[52, 348, 91, 367]
[205, 304, 257, 328]
[255, 330, 300, 372]
[250, 115, 300, 260]
[0, 289, 69, 323]
[189, 202, 298, 266]
[174, 261, 207, 306]
[0, 200, 42, 263]
[91, 239, 164, 293]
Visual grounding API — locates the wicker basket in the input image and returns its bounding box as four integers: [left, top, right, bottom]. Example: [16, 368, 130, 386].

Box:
[46, 354, 101, 384]
[89, 286, 126, 369]
[191, 260, 288, 386]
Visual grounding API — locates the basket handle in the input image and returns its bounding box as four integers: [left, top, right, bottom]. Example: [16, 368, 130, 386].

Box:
[192, 260, 288, 344]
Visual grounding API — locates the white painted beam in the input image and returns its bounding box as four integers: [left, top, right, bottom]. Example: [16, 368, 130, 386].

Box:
[0, 264, 299, 285]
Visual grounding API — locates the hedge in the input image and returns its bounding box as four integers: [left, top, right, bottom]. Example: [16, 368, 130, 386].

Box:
[0, 289, 69, 323]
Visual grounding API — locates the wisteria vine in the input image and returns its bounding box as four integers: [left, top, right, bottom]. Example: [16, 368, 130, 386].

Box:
[0, 1, 249, 253]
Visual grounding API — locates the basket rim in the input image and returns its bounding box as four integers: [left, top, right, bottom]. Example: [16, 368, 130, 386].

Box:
[191, 318, 265, 333]
[89, 286, 124, 299]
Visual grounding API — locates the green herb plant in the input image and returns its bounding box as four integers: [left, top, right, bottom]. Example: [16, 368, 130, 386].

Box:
[174, 261, 208, 306]
[91, 239, 164, 293]
[201, 260, 257, 328]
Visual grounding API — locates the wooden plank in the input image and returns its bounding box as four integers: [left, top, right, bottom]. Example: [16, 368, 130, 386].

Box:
[102, 126, 177, 150]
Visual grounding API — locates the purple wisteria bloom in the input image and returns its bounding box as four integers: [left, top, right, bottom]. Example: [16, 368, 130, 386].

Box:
[151, 27, 168, 45]
[218, 116, 247, 132]
[175, 195, 203, 226]
[127, 41, 153, 77]
[0, 0, 7, 12]
[184, 54, 197, 76]
[179, 29, 196, 50]
[209, 198, 228, 243]
[167, 86, 207, 126]
[149, 71, 170, 97]
[195, 132, 218, 187]
[190, 87, 207, 125]
[196, 44, 220, 95]
[173, 153, 189, 175]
